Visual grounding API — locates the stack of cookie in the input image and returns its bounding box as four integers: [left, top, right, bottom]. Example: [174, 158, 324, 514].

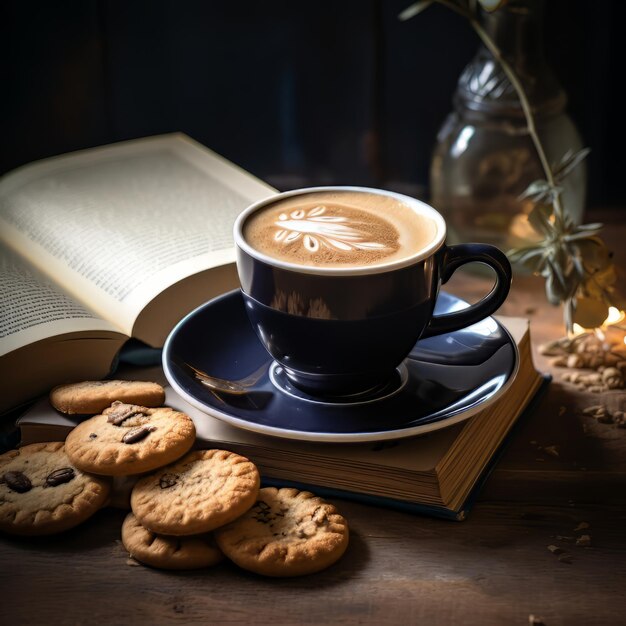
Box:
[0, 380, 350, 577]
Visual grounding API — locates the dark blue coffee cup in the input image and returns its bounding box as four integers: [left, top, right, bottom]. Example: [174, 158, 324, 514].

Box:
[234, 187, 511, 397]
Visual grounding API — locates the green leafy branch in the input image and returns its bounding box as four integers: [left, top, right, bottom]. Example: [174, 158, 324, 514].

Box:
[400, 0, 623, 332]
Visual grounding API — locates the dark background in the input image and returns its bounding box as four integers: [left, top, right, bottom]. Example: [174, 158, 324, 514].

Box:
[1, 0, 625, 209]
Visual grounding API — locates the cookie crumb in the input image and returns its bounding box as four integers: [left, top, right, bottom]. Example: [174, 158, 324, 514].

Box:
[547, 544, 573, 563]
[547, 544, 564, 555]
[575, 534, 592, 547]
[543, 445, 560, 458]
[573, 522, 590, 532]
[582, 405, 605, 416]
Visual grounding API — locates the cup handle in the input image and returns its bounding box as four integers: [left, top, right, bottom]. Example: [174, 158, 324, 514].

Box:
[420, 243, 512, 339]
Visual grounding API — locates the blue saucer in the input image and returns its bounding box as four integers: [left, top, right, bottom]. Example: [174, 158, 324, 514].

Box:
[163, 290, 518, 442]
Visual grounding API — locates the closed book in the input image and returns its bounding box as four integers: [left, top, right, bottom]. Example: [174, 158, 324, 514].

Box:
[16, 315, 547, 520]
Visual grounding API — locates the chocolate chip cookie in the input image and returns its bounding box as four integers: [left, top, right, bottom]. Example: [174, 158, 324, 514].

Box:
[121, 513, 224, 570]
[0, 442, 110, 535]
[215, 487, 349, 577]
[65, 402, 195, 476]
[50, 380, 165, 415]
[131, 449, 260, 535]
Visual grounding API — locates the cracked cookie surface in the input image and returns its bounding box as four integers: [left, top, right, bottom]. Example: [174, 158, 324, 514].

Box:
[121, 512, 224, 570]
[0, 442, 110, 535]
[50, 380, 165, 415]
[65, 402, 195, 476]
[131, 449, 260, 536]
[214, 487, 349, 577]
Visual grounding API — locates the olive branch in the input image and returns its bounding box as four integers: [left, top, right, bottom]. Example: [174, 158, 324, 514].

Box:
[400, 0, 624, 332]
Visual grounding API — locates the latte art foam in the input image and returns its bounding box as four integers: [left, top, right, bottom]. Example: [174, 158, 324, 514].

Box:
[274, 204, 398, 256]
[243, 191, 438, 269]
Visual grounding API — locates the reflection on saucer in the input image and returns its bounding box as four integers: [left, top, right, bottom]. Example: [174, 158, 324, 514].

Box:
[268, 362, 409, 407]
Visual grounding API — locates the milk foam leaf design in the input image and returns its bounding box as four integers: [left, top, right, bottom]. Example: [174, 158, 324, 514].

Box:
[307, 216, 347, 223]
[303, 234, 319, 252]
[274, 206, 388, 254]
[284, 232, 301, 243]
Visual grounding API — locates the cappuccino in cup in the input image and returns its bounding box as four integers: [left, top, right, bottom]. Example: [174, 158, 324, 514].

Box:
[242, 190, 439, 270]
[234, 186, 511, 396]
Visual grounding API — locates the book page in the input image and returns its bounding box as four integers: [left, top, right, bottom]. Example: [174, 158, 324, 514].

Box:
[0, 134, 276, 335]
[0, 246, 119, 357]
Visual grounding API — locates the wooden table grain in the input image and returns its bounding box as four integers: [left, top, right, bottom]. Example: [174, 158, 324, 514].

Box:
[2, 216, 626, 625]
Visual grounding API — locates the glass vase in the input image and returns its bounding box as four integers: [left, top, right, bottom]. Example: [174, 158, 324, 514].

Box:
[430, 0, 586, 251]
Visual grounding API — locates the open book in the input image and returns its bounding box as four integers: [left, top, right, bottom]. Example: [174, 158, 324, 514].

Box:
[0, 134, 276, 413]
[17, 316, 548, 520]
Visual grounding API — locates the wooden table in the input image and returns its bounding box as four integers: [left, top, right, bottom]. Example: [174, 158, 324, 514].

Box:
[2, 219, 626, 625]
